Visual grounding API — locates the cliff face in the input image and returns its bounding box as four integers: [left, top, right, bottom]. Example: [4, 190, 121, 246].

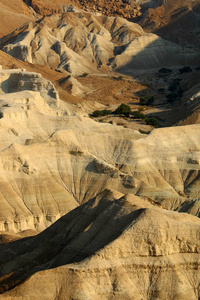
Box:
[0, 0, 140, 40]
[0, 190, 200, 299]
[0, 12, 199, 76]
[0, 67, 200, 233]
[0, 1, 200, 299]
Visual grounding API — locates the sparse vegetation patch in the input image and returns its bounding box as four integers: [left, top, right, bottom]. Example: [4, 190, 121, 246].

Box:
[166, 93, 180, 103]
[114, 104, 131, 116]
[92, 109, 112, 117]
[158, 68, 172, 75]
[179, 66, 192, 74]
[140, 96, 155, 106]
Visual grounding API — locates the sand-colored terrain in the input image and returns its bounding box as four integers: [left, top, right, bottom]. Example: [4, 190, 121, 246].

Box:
[0, 0, 34, 38]
[140, 0, 200, 47]
[0, 190, 200, 299]
[0, 67, 199, 233]
[0, 1, 199, 299]
[0, 11, 199, 76]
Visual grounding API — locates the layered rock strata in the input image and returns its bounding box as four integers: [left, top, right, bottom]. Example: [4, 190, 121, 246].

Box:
[0, 190, 200, 299]
[0, 67, 200, 232]
[0, 12, 199, 76]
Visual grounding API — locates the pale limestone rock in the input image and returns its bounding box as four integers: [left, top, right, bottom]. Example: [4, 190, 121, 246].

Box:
[0, 12, 198, 75]
[0, 190, 200, 299]
[113, 34, 199, 72]
[0, 68, 59, 107]
[94, 158, 116, 173]
[58, 75, 92, 96]
[0, 67, 199, 232]
[3, 45, 33, 63]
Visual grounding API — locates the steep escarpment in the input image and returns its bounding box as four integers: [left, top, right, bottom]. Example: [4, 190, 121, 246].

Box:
[0, 13, 145, 75]
[0, 67, 200, 232]
[0, 12, 199, 76]
[0, 190, 200, 299]
[0, 2, 199, 298]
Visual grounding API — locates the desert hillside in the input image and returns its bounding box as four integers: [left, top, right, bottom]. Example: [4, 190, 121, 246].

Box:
[0, 66, 199, 233]
[0, 190, 200, 299]
[0, 0, 33, 38]
[0, 0, 200, 299]
[0, 11, 199, 75]
[140, 0, 200, 47]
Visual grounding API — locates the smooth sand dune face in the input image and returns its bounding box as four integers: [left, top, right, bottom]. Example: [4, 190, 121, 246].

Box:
[0, 67, 200, 232]
[0, 11, 199, 76]
[0, 190, 200, 299]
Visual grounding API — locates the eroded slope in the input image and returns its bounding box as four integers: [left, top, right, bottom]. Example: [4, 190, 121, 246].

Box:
[0, 67, 200, 232]
[0, 190, 200, 299]
[0, 11, 199, 76]
[140, 0, 200, 47]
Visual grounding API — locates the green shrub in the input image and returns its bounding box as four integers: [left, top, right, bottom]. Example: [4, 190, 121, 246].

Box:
[114, 104, 131, 115]
[157, 88, 165, 94]
[166, 93, 179, 103]
[158, 68, 172, 75]
[92, 109, 112, 117]
[140, 96, 155, 106]
[168, 81, 183, 97]
[179, 66, 192, 74]
[173, 78, 182, 83]
[112, 76, 124, 80]
[145, 117, 159, 127]
[131, 111, 146, 120]
[131, 110, 159, 127]
[168, 83, 179, 92]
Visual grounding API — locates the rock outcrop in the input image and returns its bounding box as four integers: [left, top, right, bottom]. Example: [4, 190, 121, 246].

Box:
[0, 2, 200, 299]
[76, 0, 141, 19]
[0, 12, 199, 76]
[0, 189, 200, 299]
[112, 33, 199, 72]
[0, 68, 59, 107]
[171, 79, 200, 127]
[0, 67, 200, 232]
[30, 0, 81, 15]
[30, 0, 141, 19]
[58, 75, 92, 96]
